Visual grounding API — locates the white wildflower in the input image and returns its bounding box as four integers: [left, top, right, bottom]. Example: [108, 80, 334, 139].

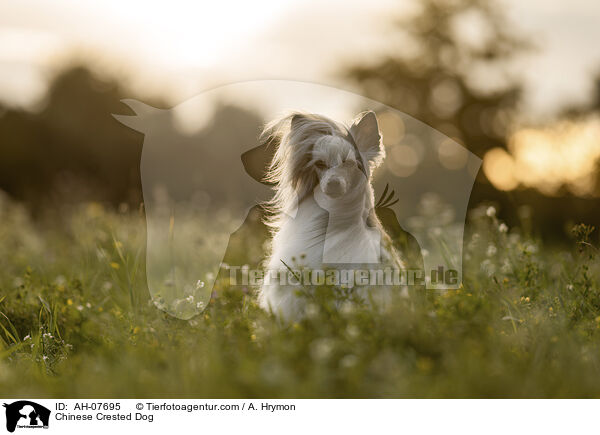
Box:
[310, 338, 334, 360]
[429, 227, 442, 237]
[346, 324, 360, 339]
[340, 354, 358, 369]
[340, 301, 354, 315]
[305, 303, 319, 319]
[524, 243, 537, 254]
[481, 259, 495, 276]
[153, 298, 166, 310]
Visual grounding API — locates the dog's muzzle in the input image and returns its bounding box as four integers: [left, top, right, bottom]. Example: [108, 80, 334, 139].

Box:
[323, 177, 346, 197]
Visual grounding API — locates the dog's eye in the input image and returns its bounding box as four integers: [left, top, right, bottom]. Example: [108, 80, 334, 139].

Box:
[315, 161, 327, 170]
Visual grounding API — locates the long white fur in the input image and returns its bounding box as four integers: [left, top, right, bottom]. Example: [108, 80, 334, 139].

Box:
[258, 111, 401, 319]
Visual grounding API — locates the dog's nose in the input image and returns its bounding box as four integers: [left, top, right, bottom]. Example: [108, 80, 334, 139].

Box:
[328, 179, 341, 189]
[325, 178, 344, 196]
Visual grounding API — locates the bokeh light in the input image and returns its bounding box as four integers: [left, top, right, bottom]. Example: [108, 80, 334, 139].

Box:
[484, 116, 600, 195]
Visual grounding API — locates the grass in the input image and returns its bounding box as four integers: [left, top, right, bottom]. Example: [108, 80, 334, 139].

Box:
[0, 192, 599, 398]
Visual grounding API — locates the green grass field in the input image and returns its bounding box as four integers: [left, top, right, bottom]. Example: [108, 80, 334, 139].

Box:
[1, 193, 599, 398]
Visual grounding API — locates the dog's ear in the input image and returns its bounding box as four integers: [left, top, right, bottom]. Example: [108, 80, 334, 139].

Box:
[290, 113, 308, 131]
[241, 143, 276, 185]
[350, 111, 384, 170]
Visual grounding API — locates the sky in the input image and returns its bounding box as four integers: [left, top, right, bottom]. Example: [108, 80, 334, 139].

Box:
[0, 0, 599, 119]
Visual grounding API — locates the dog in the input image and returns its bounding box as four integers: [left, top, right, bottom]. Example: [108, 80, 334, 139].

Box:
[258, 111, 404, 319]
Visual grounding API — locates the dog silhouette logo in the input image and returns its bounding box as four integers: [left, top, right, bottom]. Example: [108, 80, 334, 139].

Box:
[3, 401, 50, 432]
[113, 80, 480, 319]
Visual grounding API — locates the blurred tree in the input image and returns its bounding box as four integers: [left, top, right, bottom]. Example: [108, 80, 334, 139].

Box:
[594, 75, 600, 111]
[344, 0, 527, 160]
[0, 66, 146, 209]
[0, 66, 264, 213]
[340, 0, 600, 237]
[561, 72, 600, 117]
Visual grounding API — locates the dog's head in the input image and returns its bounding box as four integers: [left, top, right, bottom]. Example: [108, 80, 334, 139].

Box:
[264, 111, 384, 204]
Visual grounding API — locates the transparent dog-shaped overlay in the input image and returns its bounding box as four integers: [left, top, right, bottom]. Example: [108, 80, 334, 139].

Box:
[113, 80, 481, 320]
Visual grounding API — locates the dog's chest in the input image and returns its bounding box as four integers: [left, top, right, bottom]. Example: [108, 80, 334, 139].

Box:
[270, 196, 384, 267]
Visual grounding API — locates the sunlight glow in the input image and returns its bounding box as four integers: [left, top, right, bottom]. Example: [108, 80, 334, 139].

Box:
[484, 116, 600, 196]
[100, 0, 289, 69]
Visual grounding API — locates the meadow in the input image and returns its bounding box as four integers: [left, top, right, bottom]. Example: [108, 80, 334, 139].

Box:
[1, 191, 599, 398]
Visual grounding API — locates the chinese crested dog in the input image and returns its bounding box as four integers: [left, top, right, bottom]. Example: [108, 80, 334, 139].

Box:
[258, 111, 403, 319]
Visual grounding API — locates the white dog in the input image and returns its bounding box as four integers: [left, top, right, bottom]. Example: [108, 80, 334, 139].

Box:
[258, 111, 402, 319]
